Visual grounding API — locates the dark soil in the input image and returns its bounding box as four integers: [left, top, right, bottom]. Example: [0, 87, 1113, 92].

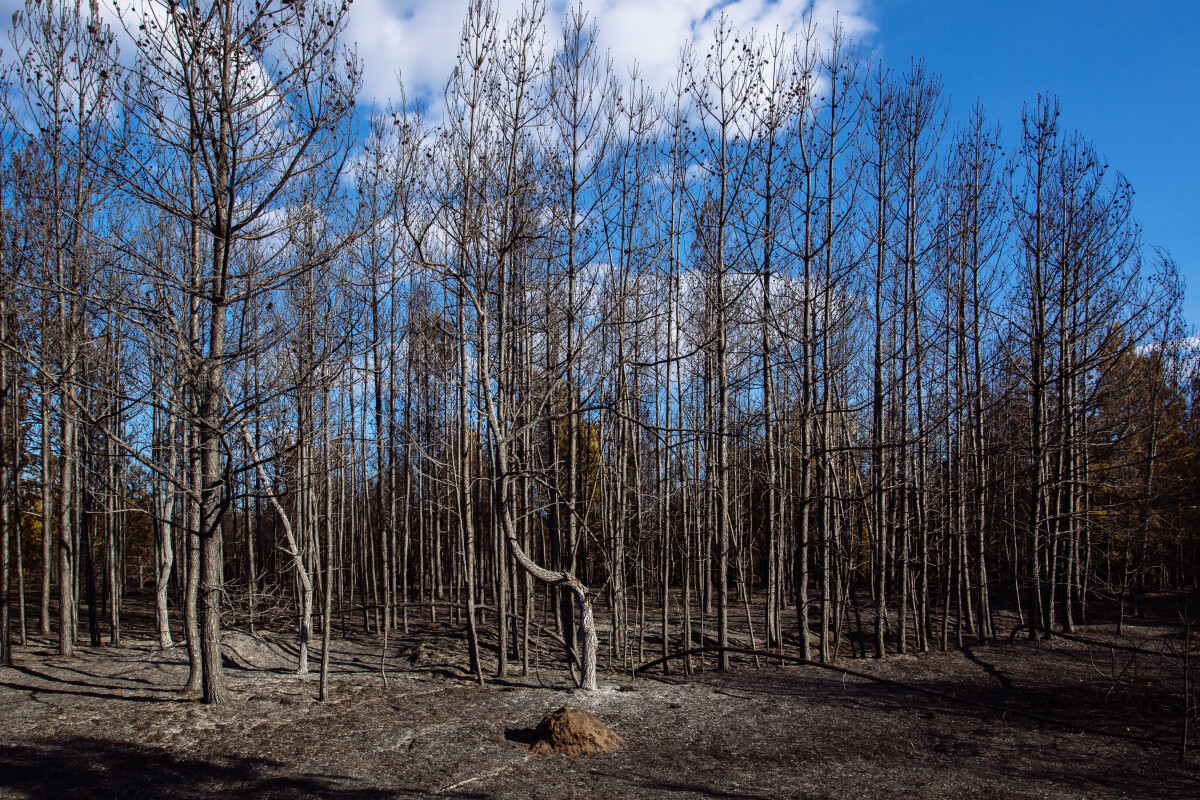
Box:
[0, 597, 1197, 799]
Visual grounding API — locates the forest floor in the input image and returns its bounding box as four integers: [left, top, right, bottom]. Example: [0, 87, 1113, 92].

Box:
[0, 594, 1197, 799]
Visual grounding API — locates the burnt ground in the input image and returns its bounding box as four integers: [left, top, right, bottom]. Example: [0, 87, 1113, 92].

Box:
[0, 596, 1197, 799]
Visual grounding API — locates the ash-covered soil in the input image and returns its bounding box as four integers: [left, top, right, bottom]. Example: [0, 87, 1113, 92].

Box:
[0, 604, 1196, 799]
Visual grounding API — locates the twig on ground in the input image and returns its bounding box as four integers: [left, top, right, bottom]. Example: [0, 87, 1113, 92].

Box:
[436, 755, 530, 794]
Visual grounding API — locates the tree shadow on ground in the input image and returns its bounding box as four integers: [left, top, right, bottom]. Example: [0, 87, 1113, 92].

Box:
[963, 645, 1015, 690]
[0, 662, 178, 703]
[0, 738, 394, 800]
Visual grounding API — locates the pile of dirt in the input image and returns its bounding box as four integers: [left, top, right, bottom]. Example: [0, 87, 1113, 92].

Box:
[527, 707, 624, 756]
[221, 630, 294, 671]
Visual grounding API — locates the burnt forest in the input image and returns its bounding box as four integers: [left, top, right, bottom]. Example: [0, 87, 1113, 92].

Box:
[0, 1, 1196, 798]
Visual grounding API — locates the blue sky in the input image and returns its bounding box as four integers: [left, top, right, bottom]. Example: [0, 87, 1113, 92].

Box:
[343, 0, 1198, 330]
[5, 1, 1193, 327]
[867, 0, 1200, 331]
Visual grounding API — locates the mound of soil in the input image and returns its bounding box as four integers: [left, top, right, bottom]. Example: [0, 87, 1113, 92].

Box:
[527, 707, 624, 756]
[221, 630, 293, 671]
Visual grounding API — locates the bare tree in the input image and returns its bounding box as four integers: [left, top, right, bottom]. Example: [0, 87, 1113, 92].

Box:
[113, 0, 359, 703]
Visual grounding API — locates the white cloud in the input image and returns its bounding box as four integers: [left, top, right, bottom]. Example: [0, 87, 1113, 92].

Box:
[346, 0, 466, 102]
[0, 0, 874, 108]
[349, 0, 875, 106]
